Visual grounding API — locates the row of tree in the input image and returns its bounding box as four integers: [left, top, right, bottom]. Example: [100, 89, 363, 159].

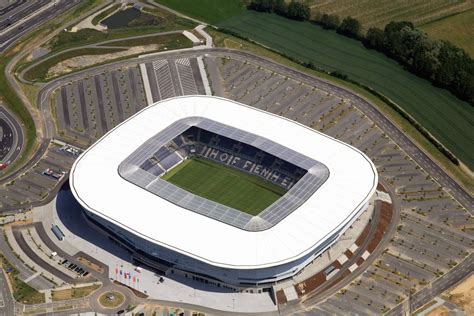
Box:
[248, 0, 309, 21]
[247, 0, 474, 105]
[363, 22, 473, 105]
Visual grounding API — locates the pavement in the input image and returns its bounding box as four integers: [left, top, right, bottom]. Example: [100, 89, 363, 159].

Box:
[70, 1, 115, 33]
[42, 189, 278, 313]
[0, 227, 53, 291]
[388, 254, 474, 315]
[0, 268, 14, 316]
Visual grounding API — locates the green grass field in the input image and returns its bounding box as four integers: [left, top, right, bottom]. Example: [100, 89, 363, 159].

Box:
[217, 11, 474, 170]
[155, 0, 246, 24]
[162, 158, 286, 215]
[103, 32, 191, 47]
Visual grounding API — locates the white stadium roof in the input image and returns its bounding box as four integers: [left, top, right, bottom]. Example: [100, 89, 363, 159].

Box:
[70, 96, 377, 269]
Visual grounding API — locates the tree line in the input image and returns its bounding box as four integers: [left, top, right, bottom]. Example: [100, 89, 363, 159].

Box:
[248, 0, 474, 106]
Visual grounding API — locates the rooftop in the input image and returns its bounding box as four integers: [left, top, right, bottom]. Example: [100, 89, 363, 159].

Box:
[118, 117, 329, 231]
[70, 96, 378, 269]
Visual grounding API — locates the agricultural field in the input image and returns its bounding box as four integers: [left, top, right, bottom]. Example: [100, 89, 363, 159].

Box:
[304, 0, 474, 56]
[217, 11, 474, 170]
[162, 158, 286, 215]
[304, 0, 473, 31]
[420, 9, 474, 57]
[155, 0, 246, 24]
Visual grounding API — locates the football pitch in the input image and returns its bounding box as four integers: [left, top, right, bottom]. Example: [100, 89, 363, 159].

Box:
[161, 157, 286, 215]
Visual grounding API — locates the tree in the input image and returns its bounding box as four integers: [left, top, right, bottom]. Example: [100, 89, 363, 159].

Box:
[248, 0, 273, 12]
[383, 21, 415, 59]
[364, 27, 384, 50]
[337, 16, 361, 39]
[320, 13, 340, 30]
[286, 1, 310, 21]
[273, 0, 287, 16]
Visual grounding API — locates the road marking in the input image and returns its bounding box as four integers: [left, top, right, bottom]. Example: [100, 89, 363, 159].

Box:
[23, 271, 41, 283]
[138, 63, 153, 106]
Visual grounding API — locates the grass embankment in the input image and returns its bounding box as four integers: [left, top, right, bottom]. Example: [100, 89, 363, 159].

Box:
[49, 8, 196, 53]
[155, 0, 246, 24]
[52, 284, 100, 301]
[207, 28, 474, 193]
[17, 5, 197, 82]
[0, 254, 45, 304]
[420, 9, 474, 57]
[0, 54, 36, 174]
[0, 0, 104, 178]
[162, 158, 286, 215]
[23, 48, 125, 82]
[91, 3, 121, 25]
[216, 11, 474, 170]
[102, 32, 191, 47]
[23, 33, 192, 82]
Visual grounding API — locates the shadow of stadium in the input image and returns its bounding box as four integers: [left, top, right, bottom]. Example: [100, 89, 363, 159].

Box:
[56, 182, 132, 264]
[56, 183, 259, 295]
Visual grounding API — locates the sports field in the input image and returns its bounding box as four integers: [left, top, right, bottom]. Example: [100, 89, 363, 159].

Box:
[217, 11, 474, 169]
[162, 158, 286, 215]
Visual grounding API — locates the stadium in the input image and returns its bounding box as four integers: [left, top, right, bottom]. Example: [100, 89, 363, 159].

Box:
[70, 95, 377, 290]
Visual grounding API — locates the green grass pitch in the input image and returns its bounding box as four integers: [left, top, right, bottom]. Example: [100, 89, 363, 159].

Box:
[161, 157, 286, 216]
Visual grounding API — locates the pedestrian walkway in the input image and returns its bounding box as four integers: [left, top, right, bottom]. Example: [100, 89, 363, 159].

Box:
[195, 24, 213, 47]
[0, 226, 56, 289]
[35, 194, 278, 313]
[290, 197, 375, 284]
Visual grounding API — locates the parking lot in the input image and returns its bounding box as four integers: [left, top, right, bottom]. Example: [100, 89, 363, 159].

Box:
[143, 57, 206, 103]
[0, 50, 469, 314]
[212, 56, 473, 314]
[0, 143, 80, 212]
[55, 65, 148, 144]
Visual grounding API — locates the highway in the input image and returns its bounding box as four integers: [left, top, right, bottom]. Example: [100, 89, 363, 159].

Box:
[0, 105, 24, 164]
[0, 0, 27, 16]
[0, 0, 48, 30]
[0, 0, 80, 54]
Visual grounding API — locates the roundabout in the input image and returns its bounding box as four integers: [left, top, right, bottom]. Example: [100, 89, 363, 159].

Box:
[98, 291, 125, 309]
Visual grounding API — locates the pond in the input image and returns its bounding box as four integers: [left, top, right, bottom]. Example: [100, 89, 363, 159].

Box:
[101, 8, 141, 29]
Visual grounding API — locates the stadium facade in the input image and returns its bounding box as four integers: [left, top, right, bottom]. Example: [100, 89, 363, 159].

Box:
[70, 96, 378, 290]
